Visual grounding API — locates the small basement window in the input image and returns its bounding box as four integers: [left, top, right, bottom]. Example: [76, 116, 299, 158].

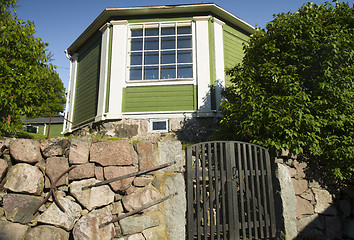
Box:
[25, 125, 38, 133]
[150, 119, 169, 133]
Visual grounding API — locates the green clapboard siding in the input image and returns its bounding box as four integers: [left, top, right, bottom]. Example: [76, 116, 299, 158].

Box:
[123, 85, 196, 112]
[73, 35, 101, 127]
[36, 124, 63, 137]
[223, 25, 249, 86]
[209, 18, 216, 110]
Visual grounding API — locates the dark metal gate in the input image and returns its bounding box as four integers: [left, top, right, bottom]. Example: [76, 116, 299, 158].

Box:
[186, 141, 276, 239]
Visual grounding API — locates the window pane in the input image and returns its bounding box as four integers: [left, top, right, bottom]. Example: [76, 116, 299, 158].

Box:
[161, 50, 175, 64]
[130, 52, 142, 65]
[144, 66, 158, 80]
[177, 50, 192, 63]
[131, 38, 143, 51]
[145, 28, 159, 36]
[177, 64, 193, 78]
[130, 67, 142, 80]
[177, 26, 191, 34]
[145, 37, 159, 50]
[161, 65, 176, 79]
[153, 121, 167, 131]
[144, 51, 159, 65]
[162, 27, 175, 35]
[131, 29, 143, 37]
[161, 36, 175, 50]
[177, 36, 192, 48]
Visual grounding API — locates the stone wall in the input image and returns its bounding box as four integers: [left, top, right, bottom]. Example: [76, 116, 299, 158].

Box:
[0, 137, 185, 240]
[1, 137, 353, 240]
[275, 150, 354, 240]
[75, 117, 218, 143]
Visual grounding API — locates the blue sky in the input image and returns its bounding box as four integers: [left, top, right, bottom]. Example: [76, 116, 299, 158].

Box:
[15, 0, 353, 91]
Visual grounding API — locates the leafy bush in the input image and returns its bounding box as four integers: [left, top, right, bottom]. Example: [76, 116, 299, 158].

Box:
[0, 0, 66, 136]
[218, 2, 354, 181]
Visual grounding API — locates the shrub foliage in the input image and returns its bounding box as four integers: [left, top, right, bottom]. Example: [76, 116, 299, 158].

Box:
[218, 2, 354, 181]
[0, 0, 66, 136]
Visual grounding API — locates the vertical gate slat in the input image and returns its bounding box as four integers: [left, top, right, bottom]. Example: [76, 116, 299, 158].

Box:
[237, 142, 247, 238]
[242, 143, 252, 238]
[219, 143, 228, 238]
[186, 146, 194, 240]
[213, 142, 221, 240]
[248, 144, 258, 239]
[207, 143, 215, 240]
[254, 146, 265, 238]
[201, 144, 208, 239]
[225, 142, 235, 239]
[229, 142, 240, 238]
[265, 150, 277, 237]
[195, 145, 202, 240]
[259, 148, 270, 238]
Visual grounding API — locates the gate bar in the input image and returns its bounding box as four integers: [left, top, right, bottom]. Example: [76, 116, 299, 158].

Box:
[82, 161, 176, 190]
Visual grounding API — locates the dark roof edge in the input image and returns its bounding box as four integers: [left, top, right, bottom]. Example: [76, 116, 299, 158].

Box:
[24, 116, 64, 124]
[66, 3, 255, 55]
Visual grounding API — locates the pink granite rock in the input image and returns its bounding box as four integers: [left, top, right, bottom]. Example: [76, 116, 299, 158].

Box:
[0, 158, 8, 180]
[292, 178, 308, 195]
[69, 138, 91, 164]
[95, 166, 104, 181]
[122, 187, 161, 213]
[68, 163, 95, 180]
[4, 163, 44, 195]
[40, 137, 69, 158]
[296, 196, 314, 217]
[135, 141, 155, 170]
[133, 176, 153, 187]
[45, 157, 69, 188]
[10, 139, 42, 163]
[90, 141, 137, 166]
[104, 166, 137, 192]
[3, 194, 43, 224]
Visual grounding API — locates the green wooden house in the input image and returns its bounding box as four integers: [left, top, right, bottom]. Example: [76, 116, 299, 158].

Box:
[24, 116, 64, 137]
[63, 3, 255, 137]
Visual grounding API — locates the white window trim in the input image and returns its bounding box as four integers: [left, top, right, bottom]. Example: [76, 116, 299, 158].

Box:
[194, 16, 212, 112]
[125, 20, 196, 86]
[149, 119, 169, 133]
[64, 53, 79, 133]
[25, 125, 39, 134]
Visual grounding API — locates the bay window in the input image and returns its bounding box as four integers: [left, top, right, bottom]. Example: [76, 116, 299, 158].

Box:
[128, 22, 193, 81]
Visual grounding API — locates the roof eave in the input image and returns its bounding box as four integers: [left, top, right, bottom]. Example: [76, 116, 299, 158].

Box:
[66, 4, 255, 55]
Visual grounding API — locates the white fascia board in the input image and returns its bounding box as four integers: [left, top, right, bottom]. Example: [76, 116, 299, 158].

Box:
[213, 17, 226, 111]
[108, 20, 128, 119]
[62, 57, 73, 133]
[95, 22, 111, 122]
[66, 54, 78, 132]
[194, 16, 211, 113]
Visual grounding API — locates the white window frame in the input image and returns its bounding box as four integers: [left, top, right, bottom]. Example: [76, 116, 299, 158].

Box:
[126, 21, 195, 83]
[25, 125, 39, 134]
[149, 119, 169, 133]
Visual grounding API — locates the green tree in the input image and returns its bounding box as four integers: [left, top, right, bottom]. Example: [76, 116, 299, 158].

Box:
[0, 0, 66, 136]
[218, 2, 354, 181]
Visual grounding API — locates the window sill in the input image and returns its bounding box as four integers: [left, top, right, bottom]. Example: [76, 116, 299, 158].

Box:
[126, 78, 194, 83]
[125, 78, 195, 87]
